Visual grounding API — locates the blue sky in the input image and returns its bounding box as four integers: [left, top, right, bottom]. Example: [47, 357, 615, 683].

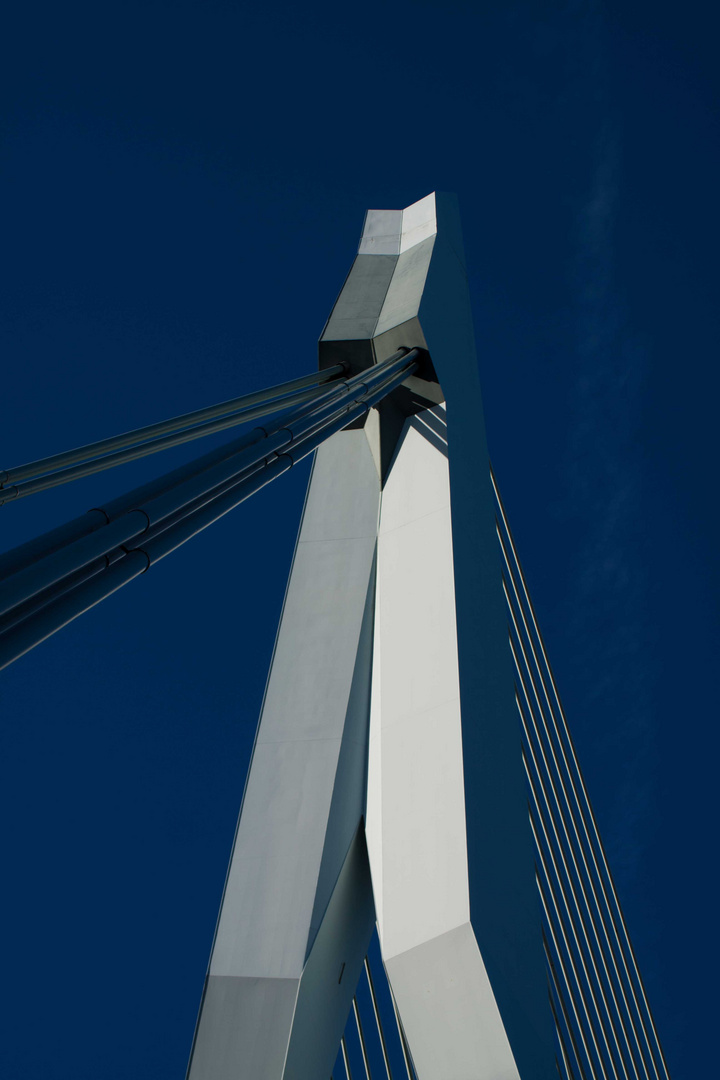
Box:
[1, 1, 717, 1076]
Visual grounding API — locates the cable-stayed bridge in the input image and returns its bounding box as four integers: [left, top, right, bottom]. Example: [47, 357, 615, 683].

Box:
[0, 194, 668, 1080]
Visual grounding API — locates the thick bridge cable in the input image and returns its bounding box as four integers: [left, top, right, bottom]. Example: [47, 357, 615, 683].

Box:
[0, 352, 415, 616]
[0, 349, 414, 582]
[0, 384, 332, 503]
[0, 364, 348, 503]
[0, 353, 418, 670]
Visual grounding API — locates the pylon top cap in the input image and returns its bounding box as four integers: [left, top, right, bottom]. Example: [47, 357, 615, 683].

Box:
[358, 192, 437, 256]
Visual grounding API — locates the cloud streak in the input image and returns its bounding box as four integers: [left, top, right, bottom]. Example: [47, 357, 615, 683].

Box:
[559, 13, 657, 890]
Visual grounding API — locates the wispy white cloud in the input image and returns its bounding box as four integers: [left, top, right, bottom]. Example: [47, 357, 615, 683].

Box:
[559, 17, 658, 888]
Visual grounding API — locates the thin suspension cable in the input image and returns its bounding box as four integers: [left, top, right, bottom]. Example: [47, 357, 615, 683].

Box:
[545, 928, 590, 1080]
[502, 554, 652, 1080]
[364, 957, 393, 1080]
[498, 519, 651, 1053]
[388, 988, 413, 1080]
[492, 464, 660, 1054]
[352, 998, 372, 1080]
[491, 467, 668, 1080]
[0, 363, 347, 488]
[499, 526, 654, 1070]
[554, 1009, 578, 1080]
[341, 1036, 353, 1080]
[520, 714, 622, 1080]
[522, 732, 617, 1080]
[505, 579, 644, 1080]
[498, 548, 669, 1080]
[533, 843, 605, 1080]
[550, 989, 579, 1080]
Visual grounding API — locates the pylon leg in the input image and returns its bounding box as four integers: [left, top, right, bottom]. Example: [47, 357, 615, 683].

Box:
[187, 428, 380, 1079]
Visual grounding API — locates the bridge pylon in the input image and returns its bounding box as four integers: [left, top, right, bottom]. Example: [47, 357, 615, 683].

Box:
[187, 193, 557, 1080]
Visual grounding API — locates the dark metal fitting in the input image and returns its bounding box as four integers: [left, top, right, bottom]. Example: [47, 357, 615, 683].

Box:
[106, 546, 127, 567]
[121, 545, 151, 572]
[407, 346, 434, 383]
[128, 507, 152, 532]
[88, 506, 111, 524]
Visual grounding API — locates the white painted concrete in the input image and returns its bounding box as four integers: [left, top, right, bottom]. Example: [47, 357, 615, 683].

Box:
[399, 192, 437, 253]
[366, 411, 520, 1079]
[188, 430, 380, 1079]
